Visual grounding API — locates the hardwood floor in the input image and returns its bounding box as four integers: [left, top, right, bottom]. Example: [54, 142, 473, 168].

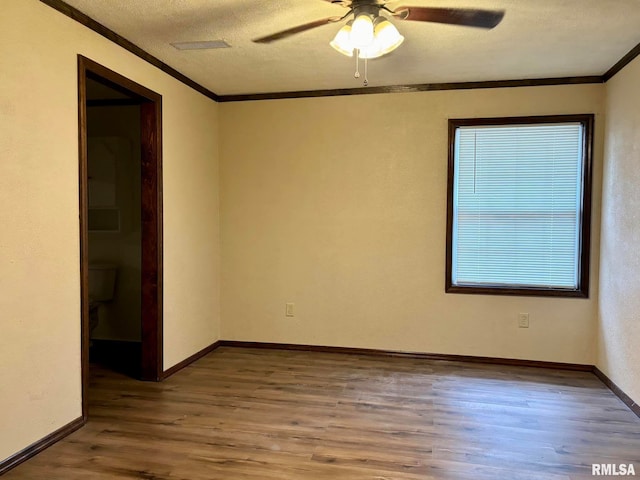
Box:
[5, 347, 640, 479]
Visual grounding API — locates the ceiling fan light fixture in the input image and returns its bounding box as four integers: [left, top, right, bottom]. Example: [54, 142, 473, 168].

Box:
[330, 20, 354, 57]
[350, 13, 374, 48]
[252, 4, 505, 87]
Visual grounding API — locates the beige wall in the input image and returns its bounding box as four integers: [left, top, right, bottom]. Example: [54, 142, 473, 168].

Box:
[220, 85, 604, 364]
[0, 0, 220, 462]
[598, 57, 640, 405]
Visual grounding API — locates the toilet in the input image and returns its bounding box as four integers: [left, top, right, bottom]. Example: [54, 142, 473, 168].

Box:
[88, 263, 118, 339]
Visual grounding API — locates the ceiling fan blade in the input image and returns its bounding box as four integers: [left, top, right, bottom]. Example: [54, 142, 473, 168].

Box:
[253, 17, 342, 43]
[393, 7, 504, 29]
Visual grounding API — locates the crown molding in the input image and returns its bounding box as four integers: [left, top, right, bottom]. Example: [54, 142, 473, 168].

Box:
[217, 76, 603, 102]
[38, 0, 219, 102]
[603, 41, 640, 82]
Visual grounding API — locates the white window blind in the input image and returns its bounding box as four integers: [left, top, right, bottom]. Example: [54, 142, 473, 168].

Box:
[452, 122, 584, 289]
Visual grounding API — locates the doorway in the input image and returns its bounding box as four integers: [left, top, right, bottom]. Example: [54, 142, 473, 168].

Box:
[78, 56, 163, 419]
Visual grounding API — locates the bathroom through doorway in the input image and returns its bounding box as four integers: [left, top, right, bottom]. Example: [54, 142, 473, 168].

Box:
[78, 56, 163, 420]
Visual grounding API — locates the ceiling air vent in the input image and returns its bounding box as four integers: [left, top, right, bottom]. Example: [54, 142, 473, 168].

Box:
[171, 40, 231, 50]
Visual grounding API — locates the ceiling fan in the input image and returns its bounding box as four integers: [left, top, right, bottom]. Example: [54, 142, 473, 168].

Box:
[253, 0, 505, 85]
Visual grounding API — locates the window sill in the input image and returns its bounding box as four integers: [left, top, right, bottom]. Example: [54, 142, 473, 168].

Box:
[445, 284, 589, 298]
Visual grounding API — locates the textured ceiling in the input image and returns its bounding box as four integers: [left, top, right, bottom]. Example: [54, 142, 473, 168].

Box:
[62, 0, 640, 95]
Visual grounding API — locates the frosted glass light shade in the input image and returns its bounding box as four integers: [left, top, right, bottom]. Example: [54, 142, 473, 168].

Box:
[356, 17, 404, 59]
[330, 21, 354, 57]
[373, 17, 404, 56]
[351, 14, 374, 48]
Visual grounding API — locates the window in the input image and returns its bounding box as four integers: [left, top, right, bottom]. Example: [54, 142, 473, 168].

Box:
[446, 115, 593, 297]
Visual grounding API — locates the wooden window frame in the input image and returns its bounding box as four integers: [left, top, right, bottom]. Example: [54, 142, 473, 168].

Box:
[445, 114, 594, 298]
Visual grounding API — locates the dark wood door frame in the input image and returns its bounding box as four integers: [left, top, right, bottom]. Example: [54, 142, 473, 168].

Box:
[78, 55, 163, 418]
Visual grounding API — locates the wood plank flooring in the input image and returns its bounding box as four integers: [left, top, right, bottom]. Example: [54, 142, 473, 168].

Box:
[4, 347, 640, 479]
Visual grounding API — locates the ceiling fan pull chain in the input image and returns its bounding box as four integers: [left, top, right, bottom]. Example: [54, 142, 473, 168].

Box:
[354, 48, 361, 79]
[364, 57, 368, 86]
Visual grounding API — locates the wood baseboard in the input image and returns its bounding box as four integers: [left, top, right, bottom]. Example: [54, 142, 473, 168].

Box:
[162, 340, 221, 379]
[593, 367, 640, 418]
[218, 340, 593, 371]
[0, 416, 85, 476]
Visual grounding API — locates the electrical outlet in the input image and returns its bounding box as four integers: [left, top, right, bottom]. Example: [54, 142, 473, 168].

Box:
[518, 313, 529, 328]
[285, 303, 295, 317]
